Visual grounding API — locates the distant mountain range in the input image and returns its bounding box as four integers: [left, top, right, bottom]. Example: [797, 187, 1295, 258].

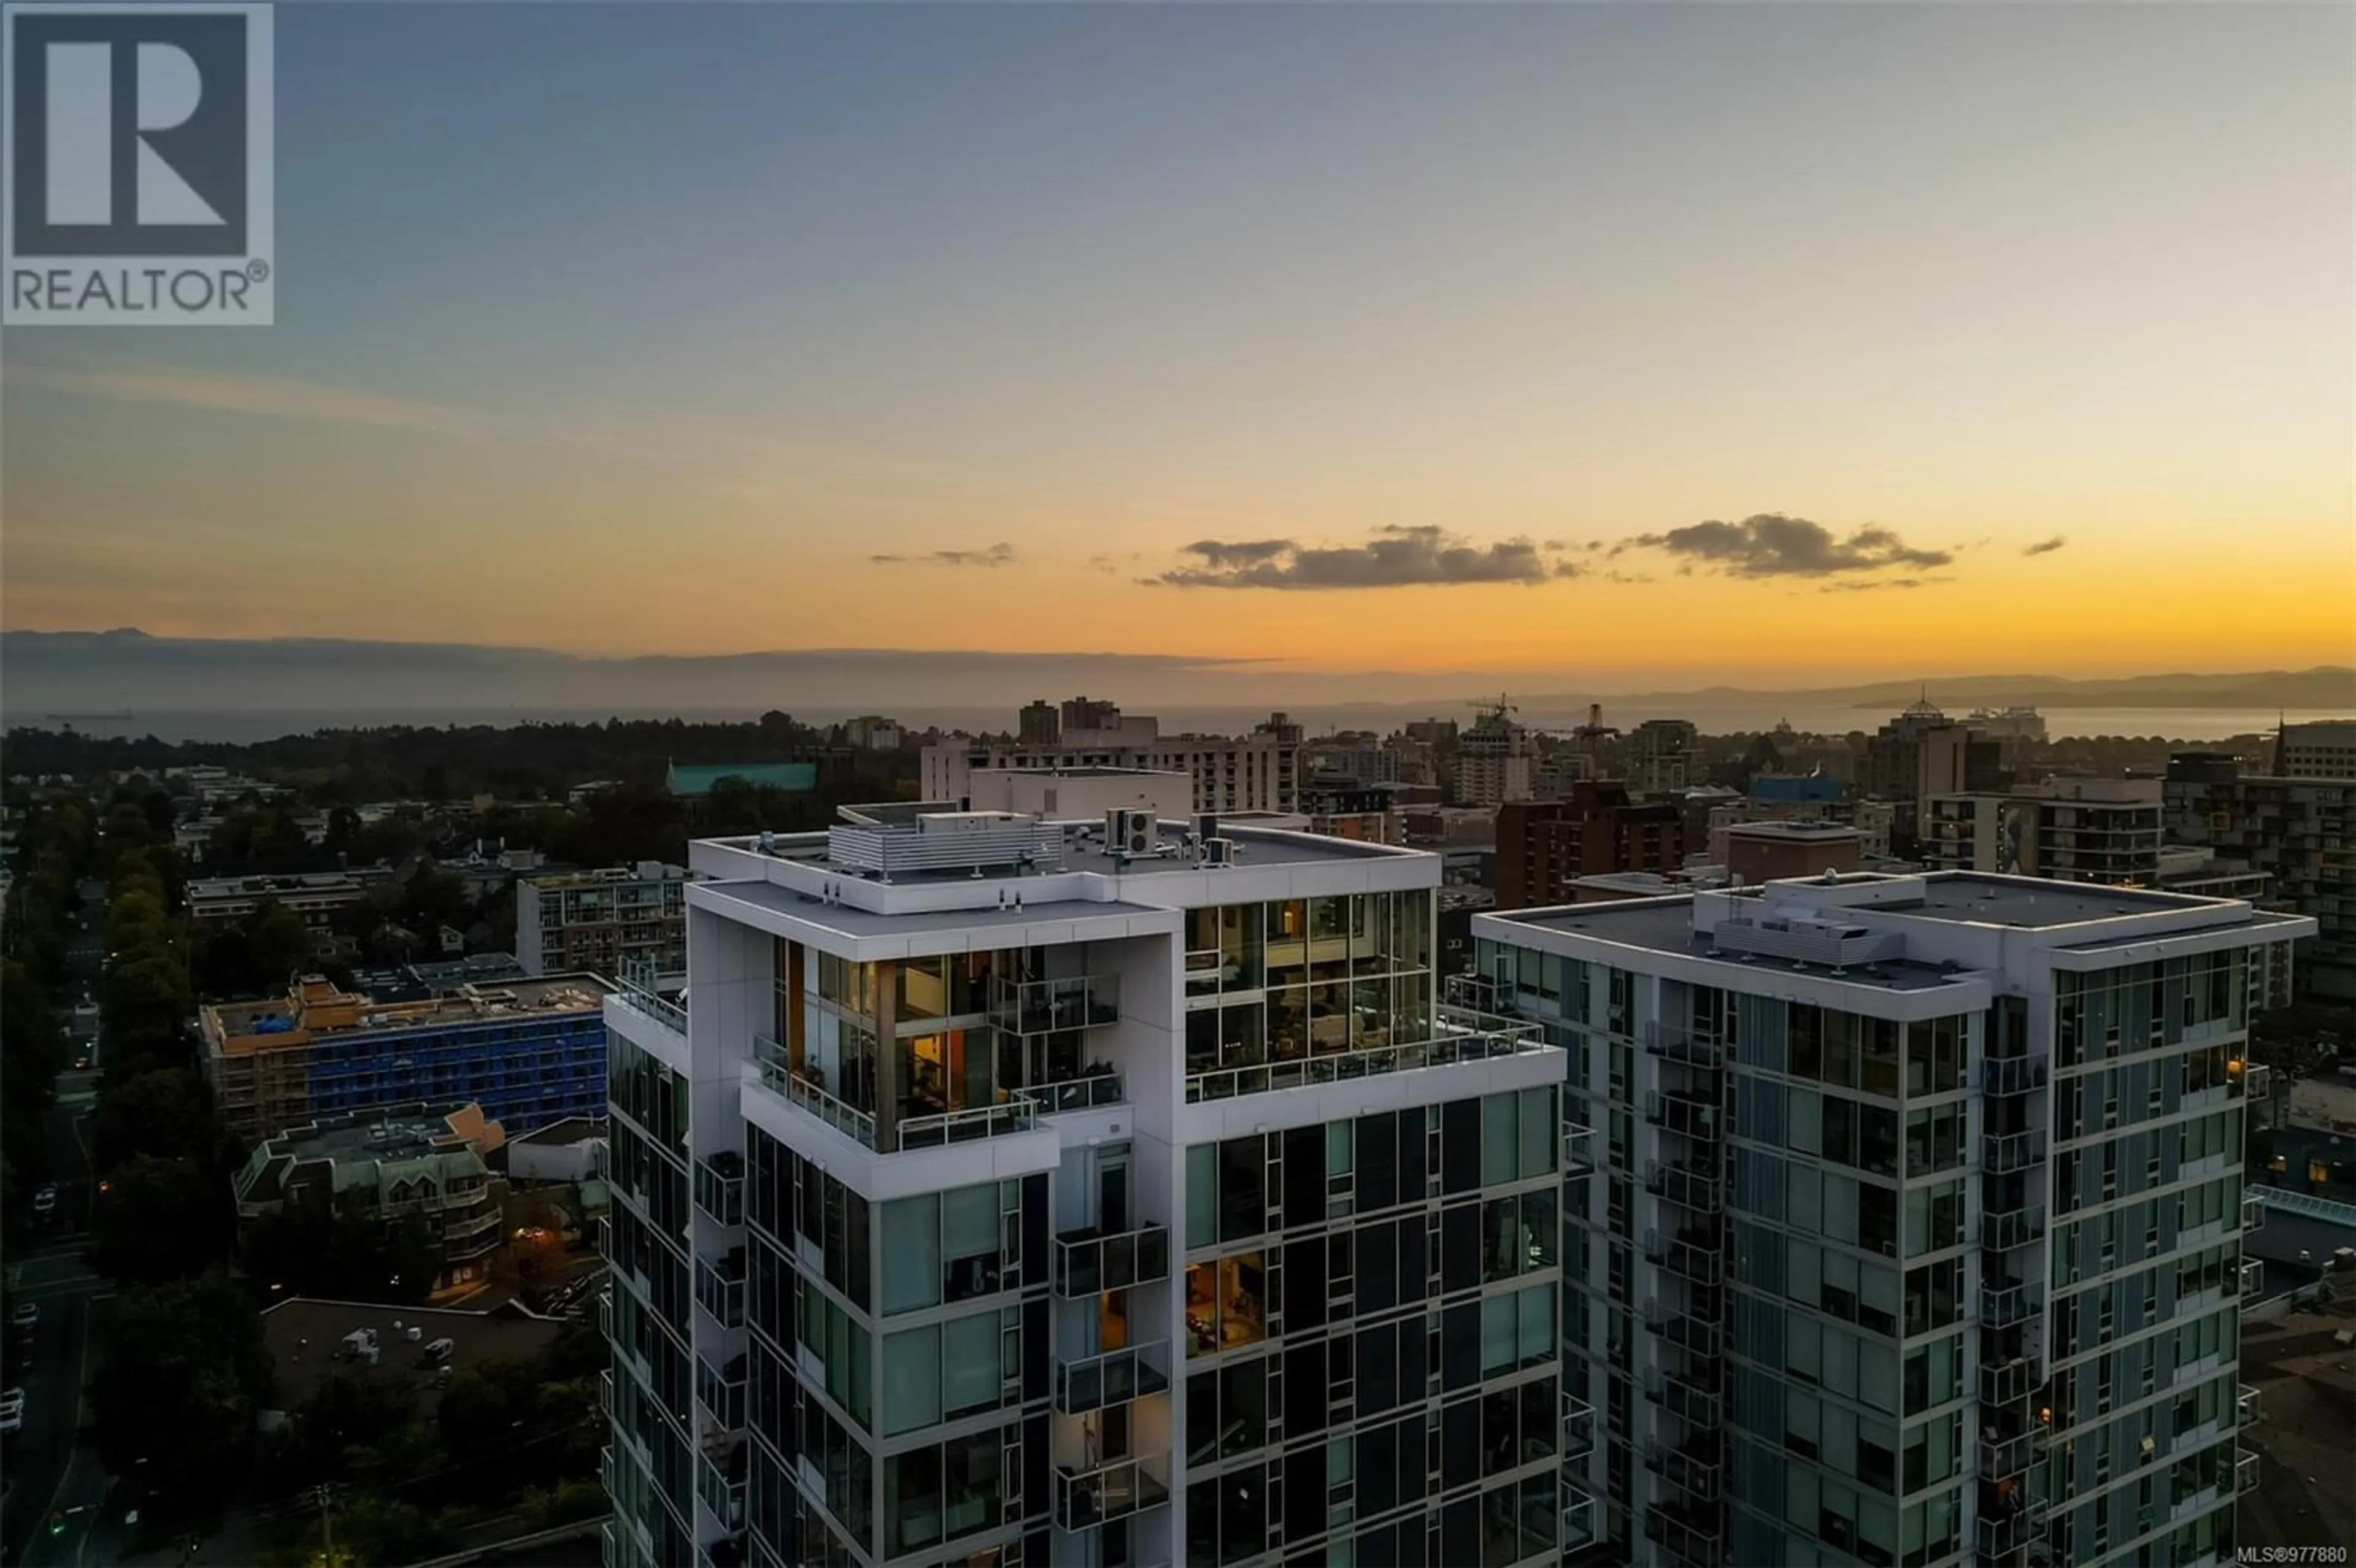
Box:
[0, 629, 2348, 731]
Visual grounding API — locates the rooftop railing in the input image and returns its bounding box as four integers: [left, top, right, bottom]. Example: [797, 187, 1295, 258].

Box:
[1183, 1006, 1550, 1104]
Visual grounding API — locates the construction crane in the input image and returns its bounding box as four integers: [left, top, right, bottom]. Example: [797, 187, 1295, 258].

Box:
[1570, 703, 1619, 742]
[1468, 693, 1519, 723]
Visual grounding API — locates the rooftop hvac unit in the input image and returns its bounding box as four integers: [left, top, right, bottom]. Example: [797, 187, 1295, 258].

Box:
[1203, 837, 1237, 867]
[1107, 808, 1157, 860]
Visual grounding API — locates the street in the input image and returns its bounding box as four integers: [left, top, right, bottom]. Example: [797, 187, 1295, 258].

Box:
[1, 880, 115, 1567]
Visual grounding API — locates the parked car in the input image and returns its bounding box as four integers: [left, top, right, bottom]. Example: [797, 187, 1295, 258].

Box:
[30, 1185, 58, 1219]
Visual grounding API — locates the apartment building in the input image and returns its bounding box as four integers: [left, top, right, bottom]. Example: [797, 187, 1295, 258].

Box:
[1924, 780, 2165, 886]
[187, 869, 391, 943]
[201, 971, 612, 1140]
[925, 712, 1304, 816]
[599, 804, 1583, 1568]
[231, 1101, 507, 1298]
[1628, 721, 1701, 799]
[1863, 703, 2006, 837]
[1457, 705, 1534, 809]
[1471, 870, 2309, 1568]
[2163, 755, 2356, 999]
[2271, 721, 2356, 782]
[518, 863, 692, 978]
[1497, 785, 1686, 910]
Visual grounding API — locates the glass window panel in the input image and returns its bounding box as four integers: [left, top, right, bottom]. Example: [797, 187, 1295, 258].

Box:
[1482, 1094, 1516, 1186]
[883, 1194, 942, 1314]
[941, 1312, 999, 1418]
[882, 1326, 942, 1434]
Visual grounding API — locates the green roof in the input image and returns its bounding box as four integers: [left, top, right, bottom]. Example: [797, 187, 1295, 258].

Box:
[665, 761, 817, 796]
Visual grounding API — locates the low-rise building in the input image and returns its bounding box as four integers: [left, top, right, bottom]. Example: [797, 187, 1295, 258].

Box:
[233, 1101, 507, 1298]
[1722, 819, 1863, 883]
[1496, 782, 1685, 909]
[963, 766, 1193, 822]
[1923, 777, 2165, 885]
[2275, 721, 2356, 781]
[201, 970, 612, 1141]
[187, 869, 391, 940]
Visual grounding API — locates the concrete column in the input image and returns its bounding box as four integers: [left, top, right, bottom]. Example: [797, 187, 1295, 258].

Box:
[873, 961, 900, 1150]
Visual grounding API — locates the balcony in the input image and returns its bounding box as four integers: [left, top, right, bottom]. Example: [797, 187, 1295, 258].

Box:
[697, 1443, 747, 1531]
[898, 1099, 1038, 1150]
[1563, 1389, 1595, 1459]
[1643, 1500, 1724, 1567]
[1052, 1453, 1171, 1532]
[1013, 1070, 1126, 1116]
[1562, 1479, 1596, 1552]
[1981, 1203, 2045, 1254]
[1643, 1026, 1727, 1069]
[1975, 1504, 2031, 1558]
[1563, 1121, 1595, 1175]
[1981, 1355, 2033, 1409]
[696, 1350, 745, 1431]
[2239, 1385, 2262, 1427]
[1643, 1160, 1722, 1212]
[695, 1247, 745, 1328]
[1184, 1005, 1552, 1103]
[1645, 1300, 1724, 1361]
[1981, 1280, 2040, 1328]
[2244, 1063, 2271, 1105]
[1644, 1365, 1723, 1429]
[752, 1034, 877, 1147]
[1982, 1055, 2048, 1097]
[2240, 1257, 2264, 1297]
[601, 1443, 615, 1499]
[1053, 1223, 1171, 1297]
[2238, 1448, 2260, 1495]
[616, 959, 687, 1036]
[1644, 1437, 1723, 1503]
[694, 1152, 744, 1227]
[1979, 1428, 2035, 1482]
[2241, 1190, 2266, 1234]
[1053, 1341, 1172, 1416]
[991, 974, 1119, 1036]
[1644, 1090, 1722, 1142]
[1644, 1229, 1724, 1288]
[1984, 1128, 2046, 1175]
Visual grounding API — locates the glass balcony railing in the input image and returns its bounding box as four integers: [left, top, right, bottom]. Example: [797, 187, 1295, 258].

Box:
[2241, 1191, 2266, 1234]
[1563, 1121, 1595, 1175]
[752, 1034, 877, 1147]
[1645, 1300, 1724, 1362]
[694, 1151, 744, 1227]
[1013, 1071, 1126, 1115]
[1562, 1478, 1596, 1553]
[1643, 1091, 1722, 1142]
[1980, 1355, 2033, 1409]
[1644, 1439, 1723, 1504]
[2238, 1385, 2262, 1427]
[1976, 1507, 2031, 1558]
[1643, 1160, 1721, 1212]
[1185, 1006, 1552, 1102]
[1981, 1203, 2045, 1253]
[897, 1099, 1037, 1149]
[2237, 1448, 2260, 1495]
[991, 974, 1120, 1035]
[1982, 1055, 2047, 1097]
[1642, 1027, 1727, 1069]
[1644, 1366, 1722, 1429]
[1984, 1127, 2046, 1175]
[1644, 1500, 1724, 1567]
[1054, 1223, 1171, 1297]
[1644, 1229, 1724, 1288]
[2240, 1257, 2264, 1297]
[697, 1445, 747, 1531]
[696, 1350, 745, 1431]
[1979, 1428, 2035, 1482]
[1053, 1341, 1172, 1416]
[1563, 1389, 1595, 1460]
[1980, 1280, 2039, 1328]
[695, 1248, 745, 1328]
[1052, 1453, 1171, 1532]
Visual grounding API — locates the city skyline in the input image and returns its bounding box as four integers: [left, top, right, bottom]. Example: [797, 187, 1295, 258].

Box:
[4, 3, 2350, 681]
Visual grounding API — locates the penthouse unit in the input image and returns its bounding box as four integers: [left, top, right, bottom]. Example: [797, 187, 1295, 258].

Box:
[1471, 871, 2312, 1568]
[232, 1101, 506, 1297]
[201, 972, 612, 1141]
[599, 804, 1581, 1568]
[1925, 780, 2166, 886]
[518, 862, 691, 978]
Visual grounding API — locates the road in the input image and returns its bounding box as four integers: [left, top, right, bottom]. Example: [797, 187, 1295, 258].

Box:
[1, 879, 115, 1567]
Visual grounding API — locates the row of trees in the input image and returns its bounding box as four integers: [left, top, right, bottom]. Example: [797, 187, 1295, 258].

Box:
[0, 796, 94, 1239]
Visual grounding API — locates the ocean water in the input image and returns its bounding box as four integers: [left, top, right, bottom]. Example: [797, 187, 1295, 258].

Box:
[13, 704, 2347, 747]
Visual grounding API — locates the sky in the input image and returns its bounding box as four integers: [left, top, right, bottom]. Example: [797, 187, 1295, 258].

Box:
[4, 1, 2352, 686]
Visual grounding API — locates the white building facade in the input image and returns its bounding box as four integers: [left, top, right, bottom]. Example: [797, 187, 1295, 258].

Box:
[601, 805, 1587, 1568]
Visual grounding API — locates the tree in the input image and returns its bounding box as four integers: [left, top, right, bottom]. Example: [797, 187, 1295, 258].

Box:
[90, 1272, 273, 1507]
[90, 1067, 214, 1170]
[285, 1368, 422, 1490]
[92, 1155, 228, 1282]
[246, 898, 314, 989]
[241, 1199, 437, 1307]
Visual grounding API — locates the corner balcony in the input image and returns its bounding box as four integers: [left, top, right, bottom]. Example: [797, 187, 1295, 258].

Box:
[1645, 1299, 1724, 1361]
[1644, 1228, 1724, 1288]
[1980, 1353, 2034, 1409]
[2238, 1447, 2260, 1495]
[2240, 1256, 2263, 1297]
[1984, 1128, 2046, 1176]
[1644, 1089, 1722, 1142]
[696, 1442, 746, 1532]
[1053, 1223, 1171, 1297]
[1643, 1159, 1722, 1213]
[1978, 1426, 2035, 1483]
[1184, 1005, 1553, 1104]
[1974, 1502, 2032, 1559]
[1644, 1437, 1724, 1504]
[2239, 1385, 2262, 1427]
[1053, 1340, 1172, 1416]
[1644, 1499, 1724, 1568]
[1052, 1453, 1171, 1532]
[1563, 1388, 1595, 1460]
[1982, 1055, 2048, 1097]
[990, 974, 1119, 1036]
[1981, 1202, 2046, 1255]
[694, 1151, 744, 1227]
[1563, 1121, 1595, 1175]
[1562, 1478, 1596, 1552]
[695, 1246, 745, 1328]
[1643, 1364, 1723, 1429]
[2241, 1189, 2266, 1234]
[751, 1034, 1039, 1152]
[1980, 1279, 2041, 1329]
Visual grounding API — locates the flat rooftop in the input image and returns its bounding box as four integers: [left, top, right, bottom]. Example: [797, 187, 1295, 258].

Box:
[209, 972, 611, 1040]
[268, 1103, 480, 1162]
[1495, 897, 1964, 993]
[714, 811, 1407, 882]
[261, 1297, 563, 1413]
[699, 880, 1169, 940]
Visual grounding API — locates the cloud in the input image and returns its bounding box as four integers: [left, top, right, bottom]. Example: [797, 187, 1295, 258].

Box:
[1615, 513, 1952, 577]
[1156, 526, 1553, 590]
[1817, 575, 1954, 593]
[12, 358, 487, 440]
[870, 542, 1016, 568]
[2022, 536, 2068, 556]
